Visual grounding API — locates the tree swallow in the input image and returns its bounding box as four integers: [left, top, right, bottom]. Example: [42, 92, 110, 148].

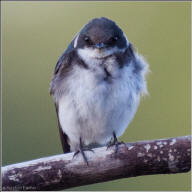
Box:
[50, 17, 149, 164]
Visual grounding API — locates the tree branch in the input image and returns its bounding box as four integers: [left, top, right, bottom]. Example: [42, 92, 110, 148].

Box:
[2, 136, 191, 191]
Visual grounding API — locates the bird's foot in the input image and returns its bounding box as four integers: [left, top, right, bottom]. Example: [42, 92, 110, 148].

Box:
[73, 138, 94, 165]
[73, 148, 94, 165]
[107, 140, 126, 154]
[107, 132, 127, 154]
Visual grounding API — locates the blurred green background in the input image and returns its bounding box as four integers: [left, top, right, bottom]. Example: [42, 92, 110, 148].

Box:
[2, 1, 191, 191]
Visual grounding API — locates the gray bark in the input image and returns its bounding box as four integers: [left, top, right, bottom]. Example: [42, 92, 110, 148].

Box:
[2, 136, 191, 191]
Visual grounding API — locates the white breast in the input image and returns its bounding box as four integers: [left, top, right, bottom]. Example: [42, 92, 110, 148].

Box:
[58, 49, 148, 151]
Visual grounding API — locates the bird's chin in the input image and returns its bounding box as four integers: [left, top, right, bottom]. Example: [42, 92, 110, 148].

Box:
[92, 48, 113, 59]
[78, 47, 124, 60]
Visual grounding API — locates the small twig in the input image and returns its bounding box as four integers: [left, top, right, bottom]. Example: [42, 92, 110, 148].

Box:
[2, 136, 191, 191]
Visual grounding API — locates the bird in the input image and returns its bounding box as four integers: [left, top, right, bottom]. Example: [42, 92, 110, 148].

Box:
[50, 17, 149, 164]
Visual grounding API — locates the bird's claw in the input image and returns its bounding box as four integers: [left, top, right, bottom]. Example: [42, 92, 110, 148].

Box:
[73, 147, 94, 165]
[106, 132, 128, 154]
[73, 149, 89, 165]
[107, 140, 126, 153]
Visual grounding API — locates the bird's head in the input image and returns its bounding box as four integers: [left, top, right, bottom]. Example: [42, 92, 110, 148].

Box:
[74, 17, 129, 58]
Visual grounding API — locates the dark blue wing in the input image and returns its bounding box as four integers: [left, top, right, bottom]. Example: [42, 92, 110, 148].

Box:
[54, 36, 76, 74]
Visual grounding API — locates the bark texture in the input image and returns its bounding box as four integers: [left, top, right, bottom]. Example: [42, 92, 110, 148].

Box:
[2, 136, 191, 191]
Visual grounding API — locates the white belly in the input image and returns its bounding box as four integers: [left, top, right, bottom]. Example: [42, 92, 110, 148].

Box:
[58, 62, 140, 151]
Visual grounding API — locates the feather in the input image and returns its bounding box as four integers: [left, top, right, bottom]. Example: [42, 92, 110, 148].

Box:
[55, 103, 70, 153]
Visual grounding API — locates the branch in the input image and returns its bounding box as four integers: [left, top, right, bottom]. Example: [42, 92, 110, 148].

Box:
[2, 136, 191, 191]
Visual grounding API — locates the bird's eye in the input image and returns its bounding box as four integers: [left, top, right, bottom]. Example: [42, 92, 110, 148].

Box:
[107, 36, 119, 45]
[113, 36, 119, 41]
[84, 36, 89, 42]
[84, 36, 92, 45]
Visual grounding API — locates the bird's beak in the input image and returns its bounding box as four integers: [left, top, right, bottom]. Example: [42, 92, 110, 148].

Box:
[95, 43, 106, 49]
